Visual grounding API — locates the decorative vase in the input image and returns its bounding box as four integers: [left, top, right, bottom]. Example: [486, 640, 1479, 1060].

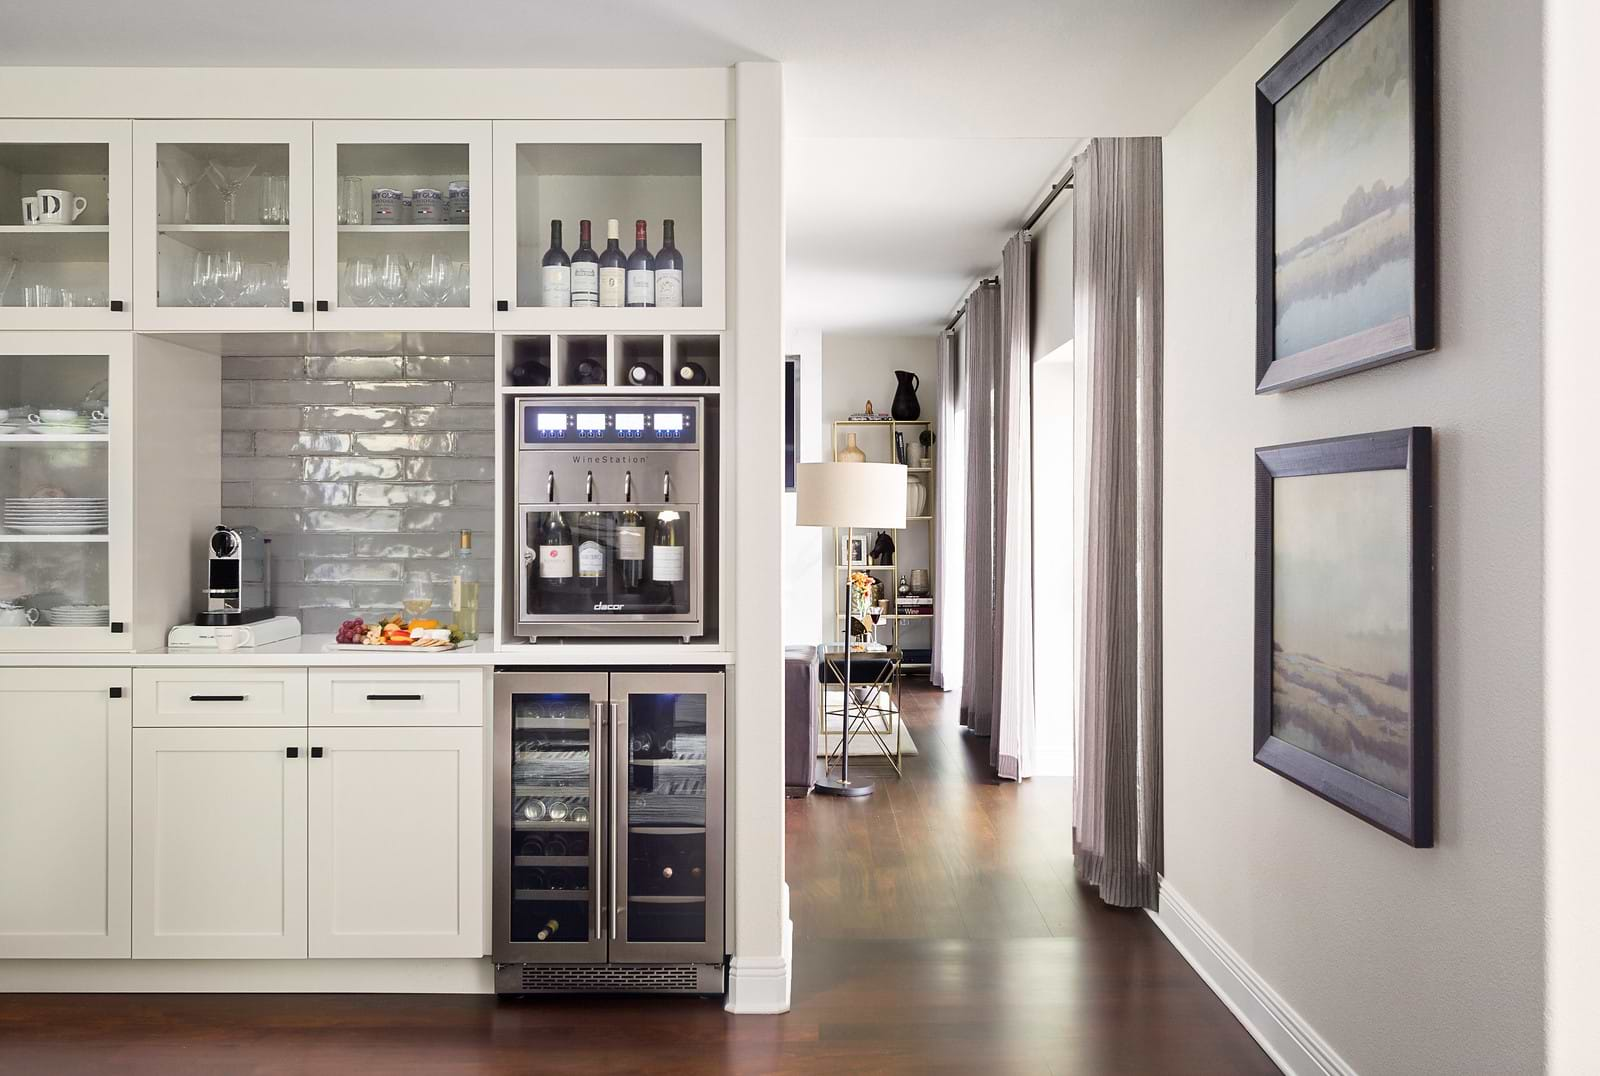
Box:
[839, 432, 867, 462]
[891, 370, 921, 420]
[906, 475, 927, 517]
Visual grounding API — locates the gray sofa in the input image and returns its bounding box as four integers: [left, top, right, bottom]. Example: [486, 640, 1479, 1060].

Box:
[784, 645, 818, 795]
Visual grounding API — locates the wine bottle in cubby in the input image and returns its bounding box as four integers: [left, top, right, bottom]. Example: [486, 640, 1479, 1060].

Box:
[626, 219, 655, 307]
[676, 361, 708, 386]
[599, 219, 626, 308]
[654, 219, 683, 308]
[570, 219, 599, 307]
[542, 221, 571, 307]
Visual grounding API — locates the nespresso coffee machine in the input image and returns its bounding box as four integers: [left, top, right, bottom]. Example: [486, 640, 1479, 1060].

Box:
[167, 524, 301, 649]
[200, 525, 272, 624]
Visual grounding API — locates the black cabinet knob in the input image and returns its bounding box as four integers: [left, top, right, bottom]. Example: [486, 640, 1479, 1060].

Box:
[311, 746, 324, 758]
[316, 300, 329, 312]
[497, 300, 509, 312]
[291, 300, 305, 313]
[286, 747, 299, 758]
[109, 299, 124, 312]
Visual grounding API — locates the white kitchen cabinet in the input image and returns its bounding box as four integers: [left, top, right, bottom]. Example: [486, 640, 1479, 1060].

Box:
[132, 120, 314, 332]
[0, 120, 133, 330]
[134, 667, 308, 728]
[132, 726, 308, 959]
[312, 120, 493, 332]
[309, 667, 483, 727]
[0, 668, 131, 958]
[491, 120, 725, 332]
[0, 331, 134, 652]
[307, 726, 483, 958]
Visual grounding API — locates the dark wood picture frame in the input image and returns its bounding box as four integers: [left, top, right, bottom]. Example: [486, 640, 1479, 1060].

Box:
[1254, 427, 1434, 846]
[1256, 0, 1436, 393]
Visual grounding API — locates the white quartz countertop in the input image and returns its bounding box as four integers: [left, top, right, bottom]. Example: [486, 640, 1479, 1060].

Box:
[0, 634, 736, 668]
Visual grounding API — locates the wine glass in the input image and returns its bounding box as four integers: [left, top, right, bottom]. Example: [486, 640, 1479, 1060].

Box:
[215, 251, 245, 305]
[402, 571, 433, 619]
[241, 262, 272, 307]
[449, 259, 470, 306]
[374, 253, 409, 307]
[205, 160, 257, 225]
[345, 257, 377, 307]
[415, 253, 454, 306]
[259, 175, 289, 225]
[162, 155, 203, 224]
[273, 260, 290, 307]
[191, 252, 225, 306]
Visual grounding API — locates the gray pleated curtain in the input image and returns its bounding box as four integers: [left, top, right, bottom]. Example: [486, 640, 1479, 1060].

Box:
[931, 329, 965, 692]
[1072, 137, 1164, 910]
[958, 282, 1001, 739]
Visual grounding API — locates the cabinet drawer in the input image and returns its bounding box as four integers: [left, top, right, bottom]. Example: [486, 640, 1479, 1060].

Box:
[309, 669, 484, 727]
[134, 669, 308, 728]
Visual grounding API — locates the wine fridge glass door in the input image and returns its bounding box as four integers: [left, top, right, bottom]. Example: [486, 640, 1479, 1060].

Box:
[609, 671, 724, 965]
[494, 673, 607, 964]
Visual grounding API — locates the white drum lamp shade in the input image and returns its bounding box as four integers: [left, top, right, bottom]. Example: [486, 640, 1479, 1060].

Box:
[795, 462, 908, 530]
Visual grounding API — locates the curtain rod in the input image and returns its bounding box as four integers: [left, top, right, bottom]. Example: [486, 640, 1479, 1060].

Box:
[1021, 164, 1074, 232]
[943, 276, 998, 333]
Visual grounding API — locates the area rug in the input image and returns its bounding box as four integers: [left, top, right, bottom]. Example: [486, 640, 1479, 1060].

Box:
[818, 686, 919, 756]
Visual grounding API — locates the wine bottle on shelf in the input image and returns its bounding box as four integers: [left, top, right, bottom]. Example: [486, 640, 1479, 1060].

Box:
[542, 220, 571, 308]
[510, 354, 550, 387]
[627, 362, 662, 386]
[570, 219, 599, 307]
[573, 357, 606, 385]
[618, 472, 646, 591]
[518, 834, 545, 857]
[676, 361, 708, 386]
[545, 834, 569, 857]
[539, 511, 573, 589]
[652, 510, 685, 584]
[626, 219, 655, 307]
[537, 918, 560, 942]
[598, 218, 626, 308]
[450, 529, 479, 641]
[654, 219, 683, 308]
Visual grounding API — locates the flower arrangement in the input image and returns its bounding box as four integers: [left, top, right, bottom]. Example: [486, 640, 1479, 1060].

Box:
[848, 570, 878, 644]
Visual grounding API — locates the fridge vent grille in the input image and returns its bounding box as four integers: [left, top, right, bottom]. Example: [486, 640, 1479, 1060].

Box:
[516, 963, 703, 993]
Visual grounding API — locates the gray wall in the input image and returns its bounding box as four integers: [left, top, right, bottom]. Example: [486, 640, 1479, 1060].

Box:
[220, 353, 496, 634]
[1162, 0, 1545, 1072]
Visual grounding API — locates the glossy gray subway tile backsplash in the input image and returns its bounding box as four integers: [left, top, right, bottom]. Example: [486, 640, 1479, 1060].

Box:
[221, 354, 496, 633]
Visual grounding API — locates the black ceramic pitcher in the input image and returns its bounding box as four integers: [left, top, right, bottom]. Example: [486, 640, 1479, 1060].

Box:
[891, 370, 921, 420]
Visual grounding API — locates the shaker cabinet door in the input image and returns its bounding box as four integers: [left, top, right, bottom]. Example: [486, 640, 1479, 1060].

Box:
[307, 726, 483, 958]
[0, 668, 131, 958]
[132, 726, 308, 959]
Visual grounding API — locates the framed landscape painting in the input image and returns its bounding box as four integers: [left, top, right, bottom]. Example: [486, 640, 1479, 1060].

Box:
[1256, 0, 1436, 393]
[1254, 427, 1434, 846]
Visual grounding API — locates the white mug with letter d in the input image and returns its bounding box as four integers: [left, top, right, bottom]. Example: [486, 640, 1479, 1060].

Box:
[34, 189, 87, 224]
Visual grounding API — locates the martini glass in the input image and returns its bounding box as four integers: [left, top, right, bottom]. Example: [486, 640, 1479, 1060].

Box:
[205, 160, 257, 225]
[162, 156, 204, 224]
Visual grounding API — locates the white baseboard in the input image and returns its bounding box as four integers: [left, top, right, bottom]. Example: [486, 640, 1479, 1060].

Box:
[724, 911, 793, 1014]
[1149, 879, 1353, 1076]
[0, 958, 493, 993]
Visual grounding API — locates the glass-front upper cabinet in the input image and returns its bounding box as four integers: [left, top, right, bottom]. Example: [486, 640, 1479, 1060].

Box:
[492, 121, 725, 331]
[0, 332, 131, 652]
[134, 121, 313, 331]
[313, 121, 492, 331]
[0, 121, 132, 330]
[610, 672, 723, 965]
[494, 673, 607, 964]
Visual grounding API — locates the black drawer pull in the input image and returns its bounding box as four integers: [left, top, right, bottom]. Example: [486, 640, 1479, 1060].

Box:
[286, 747, 299, 758]
[367, 693, 424, 702]
[191, 694, 247, 702]
[311, 746, 323, 758]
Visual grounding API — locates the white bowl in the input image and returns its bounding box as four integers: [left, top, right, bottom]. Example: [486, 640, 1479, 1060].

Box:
[37, 409, 78, 423]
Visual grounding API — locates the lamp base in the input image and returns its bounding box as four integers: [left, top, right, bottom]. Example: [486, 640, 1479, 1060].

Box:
[814, 775, 875, 797]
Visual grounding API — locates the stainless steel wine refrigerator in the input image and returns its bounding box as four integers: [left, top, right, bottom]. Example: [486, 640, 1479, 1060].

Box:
[492, 670, 725, 995]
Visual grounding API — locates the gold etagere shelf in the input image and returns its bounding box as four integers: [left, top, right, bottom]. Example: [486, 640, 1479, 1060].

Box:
[831, 418, 935, 672]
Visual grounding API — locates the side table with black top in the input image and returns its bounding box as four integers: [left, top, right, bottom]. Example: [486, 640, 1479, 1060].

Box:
[816, 643, 902, 797]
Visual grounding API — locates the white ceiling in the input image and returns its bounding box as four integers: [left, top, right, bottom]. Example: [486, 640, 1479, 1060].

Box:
[2, 0, 1294, 332]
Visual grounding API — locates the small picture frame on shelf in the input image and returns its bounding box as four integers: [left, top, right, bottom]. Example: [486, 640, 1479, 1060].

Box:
[839, 534, 868, 567]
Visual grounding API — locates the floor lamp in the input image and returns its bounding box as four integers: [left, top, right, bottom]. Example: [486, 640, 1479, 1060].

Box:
[795, 460, 908, 797]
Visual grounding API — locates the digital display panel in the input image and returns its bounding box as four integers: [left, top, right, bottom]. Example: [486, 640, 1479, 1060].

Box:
[655, 412, 685, 434]
[536, 412, 567, 432]
[576, 413, 606, 434]
[615, 413, 645, 432]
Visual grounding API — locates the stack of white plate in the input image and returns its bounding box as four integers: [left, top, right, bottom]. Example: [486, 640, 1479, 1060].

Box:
[0, 418, 28, 438]
[44, 604, 110, 627]
[2, 497, 109, 534]
[27, 415, 91, 436]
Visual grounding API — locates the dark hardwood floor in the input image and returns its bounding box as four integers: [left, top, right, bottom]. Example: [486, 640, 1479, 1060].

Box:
[0, 681, 1275, 1075]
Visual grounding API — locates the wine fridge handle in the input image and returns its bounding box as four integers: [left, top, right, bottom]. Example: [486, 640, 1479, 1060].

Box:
[610, 698, 622, 945]
[593, 699, 605, 946]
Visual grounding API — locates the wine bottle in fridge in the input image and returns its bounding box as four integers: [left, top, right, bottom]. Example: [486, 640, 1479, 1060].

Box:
[577, 504, 607, 590]
[599, 218, 625, 308]
[618, 472, 646, 591]
[654, 219, 683, 307]
[626, 219, 655, 307]
[539, 511, 573, 589]
[652, 510, 685, 584]
[542, 221, 570, 307]
[570, 219, 599, 307]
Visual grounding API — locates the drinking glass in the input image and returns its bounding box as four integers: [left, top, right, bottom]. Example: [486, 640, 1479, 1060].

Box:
[191, 252, 224, 306]
[241, 263, 272, 306]
[216, 251, 245, 305]
[162, 156, 203, 224]
[338, 176, 364, 225]
[272, 260, 290, 307]
[23, 284, 59, 308]
[415, 253, 454, 306]
[449, 259, 470, 306]
[375, 253, 409, 307]
[259, 176, 289, 225]
[205, 160, 257, 225]
[402, 571, 432, 618]
[345, 257, 377, 307]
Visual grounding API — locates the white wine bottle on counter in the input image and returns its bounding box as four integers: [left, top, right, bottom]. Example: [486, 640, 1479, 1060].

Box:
[598, 218, 625, 308]
[450, 529, 478, 641]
